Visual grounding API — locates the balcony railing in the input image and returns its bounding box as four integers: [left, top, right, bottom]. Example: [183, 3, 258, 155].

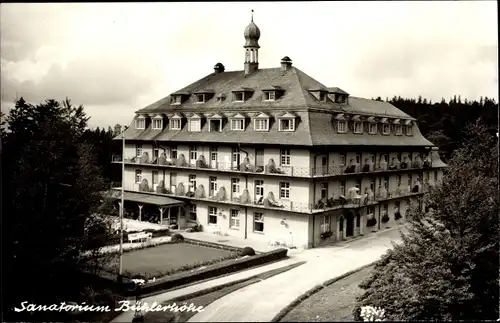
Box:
[375, 186, 423, 201]
[112, 154, 433, 179]
[116, 183, 381, 214]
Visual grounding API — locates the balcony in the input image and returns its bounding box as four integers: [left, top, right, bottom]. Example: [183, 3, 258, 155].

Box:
[116, 182, 379, 214]
[113, 154, 434, 179]
[375, 185, 423, 201]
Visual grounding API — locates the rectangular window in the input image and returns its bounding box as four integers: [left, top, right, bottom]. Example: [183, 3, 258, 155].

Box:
[230, 209, 240, 229]
[354, 122, 363, 134]
[279, 119, 295, 131]
[395, 125, 402, 135]
[320, 215, 330, 233]
[264, 91, 275, 101]
[370, 180, 376, 192]
[255, 180, 264, 197]
[189, 145, 198, 161]
[406, 125, 413, 135]
[382, 124, 390, 134]
[384, 176, 389, 191]
[397, 175, 402, 187]
[319, 92, 327, 102]
[321, 183, 328, 199]
[371, 154, 376, 164]
[152, 119, 163, 130]
[254, 118, 269, 131]
[136, 144, 143, 157]
[253, 213, 264, 232]
[208, 207, 218, 224]
[337, 120, 347, 133]
[231, 178, 240, 194]
[340, 180, 346, 196]
[340, 153, 346, 166]
[280, 149, 291, 166]
[369, 123, 377, 134]
[152, 171, 159, 184]
[210, 147, 218, 164]
[233, 92, 244, 102]
[196, 94, 205, 103]
[135, 118, 146, 129]
[408, 174, 412, 187]
[189, 174, 196, 192]
[367, 206, 374, 215]
[356, 153, 361, 164]
[188, 119, 201, 132]
[171, 119, 181, 130]
[280, 182, 290, 199]
[171, 146, 178, 159]
[135, 170, 142, 183]
[209, 176, 218, 197]
[434, 171, 438, 182]
[189, 204, 197, 221]
[231, 119, 244, 131]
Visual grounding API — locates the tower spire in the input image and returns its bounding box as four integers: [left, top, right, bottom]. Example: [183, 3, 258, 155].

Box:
[251, 9, 254, 22]
[243, 10, 261, 74]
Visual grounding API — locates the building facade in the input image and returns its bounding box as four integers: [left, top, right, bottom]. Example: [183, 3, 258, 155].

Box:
[113, 15, 447, 249]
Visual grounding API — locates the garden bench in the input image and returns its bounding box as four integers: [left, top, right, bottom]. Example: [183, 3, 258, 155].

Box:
[128, 231, 152, 243]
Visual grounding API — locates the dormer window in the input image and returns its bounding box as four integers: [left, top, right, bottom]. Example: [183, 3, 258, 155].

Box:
[354, 122, 363, 134]
[328, 88, 350, 104]
[216, 94, 226, 102]
[382, 124, 390, 135]
[135, 116, 146, 129]
[337, 120, 347, 133]
[254, 119, 269, 131]
[279, 119, 295, 131]
[170, 114, 182, 130]
[404, 120, 413, 135]
[395, 125, 402, 135]
[233, 92, 245, 102]
[195, 94, 205, 103]
[172, 95, 182, 105]
[231, 119, 244, 131]
[152, 116, 163, 130]
[369, 123, 377, 134]
[278, 112, 296, 132]
[319, 92, 327, 102]
[208, 113, 223, 132]
[264, 91, 275, 101]
[188, 118, 201, 132]
[335, 95, 347, 104]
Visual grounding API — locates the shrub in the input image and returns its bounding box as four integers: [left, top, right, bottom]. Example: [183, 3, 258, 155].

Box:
[241, 247, 256, 256]
[171, 233, 184, 242]
[367, 218, 377, 227]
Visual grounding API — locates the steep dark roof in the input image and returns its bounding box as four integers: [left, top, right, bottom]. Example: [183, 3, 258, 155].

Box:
[120, 66, 433, 147]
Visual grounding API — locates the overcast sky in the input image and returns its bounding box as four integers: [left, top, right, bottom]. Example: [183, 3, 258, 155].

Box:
[1, 1, 498, 128]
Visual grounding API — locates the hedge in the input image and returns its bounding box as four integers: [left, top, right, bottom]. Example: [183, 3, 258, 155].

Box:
[183, 238, 244, 253]
[124, 248, 288, 297]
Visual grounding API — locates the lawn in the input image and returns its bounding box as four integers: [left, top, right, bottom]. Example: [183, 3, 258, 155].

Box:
[106, 243, 237, 277]
[281, 266, 374, 322]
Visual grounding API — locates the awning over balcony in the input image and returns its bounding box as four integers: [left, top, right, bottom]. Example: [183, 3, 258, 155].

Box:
[111, 191, 185, 207]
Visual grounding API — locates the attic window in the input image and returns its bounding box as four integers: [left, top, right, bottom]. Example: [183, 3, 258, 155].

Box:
[382, 124, 390, 135]
[152, 116, 163, 130]
[369, 123, 377, 134]
[233, 92, 245, 102]
[188, 118, 201, 132]
[135, 116, 146, 130]
[394, 125, 403, 135]
[170, 115, 182, 130]
[319, 92, 327, 102]
[279, 119, 295, 131]
[353, 122, 363, 134]
[254, 119, 269, 131]
[406, 125, 413, 136]
[208, 114, 223, 132]
[231, 119, 245, 131]
[172, 95, 182, 105]
[337, 120, 347, 133]
[196, 94, 205, 103]
[264, 91, 276, 101]
[335, 95, 346, 103]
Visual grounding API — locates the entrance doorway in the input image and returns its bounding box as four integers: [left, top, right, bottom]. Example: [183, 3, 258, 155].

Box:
[346, 212, 354, 237]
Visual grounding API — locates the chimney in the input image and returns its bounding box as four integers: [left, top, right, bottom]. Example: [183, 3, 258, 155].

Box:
[214, 62, 225, 74]
[280, 56, 292, 72]
[113, 124, 122, 136]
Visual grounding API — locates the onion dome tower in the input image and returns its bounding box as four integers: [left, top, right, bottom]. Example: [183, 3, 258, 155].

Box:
[244, 10, 261, 75]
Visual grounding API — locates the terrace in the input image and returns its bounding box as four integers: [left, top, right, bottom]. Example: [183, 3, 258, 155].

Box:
[111, 152, 438, 179]
[114, 180, 424, 215]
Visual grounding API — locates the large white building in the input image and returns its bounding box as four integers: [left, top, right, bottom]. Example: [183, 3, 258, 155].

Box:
[113, 14, 447, 249]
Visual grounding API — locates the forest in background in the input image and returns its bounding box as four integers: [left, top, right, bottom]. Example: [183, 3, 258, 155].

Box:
[76, 95, 499, 183]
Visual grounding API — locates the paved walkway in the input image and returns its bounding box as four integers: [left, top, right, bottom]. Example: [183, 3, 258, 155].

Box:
[110, 257, 303, 323]
[188, 226, 407, 322]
